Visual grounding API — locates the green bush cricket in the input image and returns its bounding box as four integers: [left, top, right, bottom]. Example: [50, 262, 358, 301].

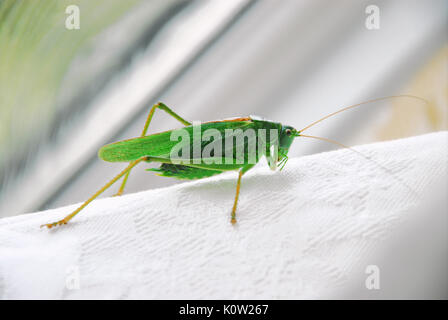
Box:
[41, 95, 426, 229]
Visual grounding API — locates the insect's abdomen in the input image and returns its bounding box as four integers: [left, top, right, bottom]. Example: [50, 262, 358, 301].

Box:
[98, 131, 174, 162]
[148, 164, 223, 180]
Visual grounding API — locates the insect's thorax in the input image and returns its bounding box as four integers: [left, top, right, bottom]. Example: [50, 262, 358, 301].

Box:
[249, 116, 282, 131]
[250, 116, 294, 150]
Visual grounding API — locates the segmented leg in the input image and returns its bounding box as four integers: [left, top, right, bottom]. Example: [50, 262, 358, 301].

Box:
[230, 170, 243, 224]
[41, 156, 179, 228]
[230, 164, 254, 224]
[114, 102, 191, 196]
[41, 157, 148, 229]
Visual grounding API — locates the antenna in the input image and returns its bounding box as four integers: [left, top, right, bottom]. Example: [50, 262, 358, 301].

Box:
[299, 95, 428, 134]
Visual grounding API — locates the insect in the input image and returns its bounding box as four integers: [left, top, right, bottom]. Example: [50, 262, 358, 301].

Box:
[41, 95, 426, 229]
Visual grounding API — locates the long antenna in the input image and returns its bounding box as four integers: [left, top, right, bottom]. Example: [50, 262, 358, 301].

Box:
[299, 95, 428, 133]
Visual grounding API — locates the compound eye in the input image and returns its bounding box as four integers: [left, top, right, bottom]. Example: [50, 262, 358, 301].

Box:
[285, 129, 292, 136]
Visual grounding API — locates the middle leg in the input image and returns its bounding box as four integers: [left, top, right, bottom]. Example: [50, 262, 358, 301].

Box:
[230, 164, 254, 224]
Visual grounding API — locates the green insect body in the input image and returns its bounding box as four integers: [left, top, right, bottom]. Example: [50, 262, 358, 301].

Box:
[41, 96, 424, 229]
[98, 118, 296, 177]
[41, 102, 299, 229]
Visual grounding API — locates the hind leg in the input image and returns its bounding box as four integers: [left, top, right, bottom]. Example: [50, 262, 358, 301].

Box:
[41, 157, 149, 228]
[114, 102, 191, 196]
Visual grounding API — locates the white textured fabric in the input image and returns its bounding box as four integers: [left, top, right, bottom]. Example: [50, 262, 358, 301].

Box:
[0, 132, 447, 299]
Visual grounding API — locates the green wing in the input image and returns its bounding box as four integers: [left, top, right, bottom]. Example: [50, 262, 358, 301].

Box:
[98, 119, 256, 163]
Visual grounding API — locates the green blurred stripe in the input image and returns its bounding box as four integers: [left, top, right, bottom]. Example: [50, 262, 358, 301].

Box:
[0, 0, 142, 165]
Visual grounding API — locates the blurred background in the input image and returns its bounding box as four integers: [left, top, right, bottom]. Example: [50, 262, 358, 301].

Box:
[0, 0, 446, 218]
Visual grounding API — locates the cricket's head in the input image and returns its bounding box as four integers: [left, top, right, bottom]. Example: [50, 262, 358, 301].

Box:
[279, 125, 300, 151]
[276, 125, 300, 170]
